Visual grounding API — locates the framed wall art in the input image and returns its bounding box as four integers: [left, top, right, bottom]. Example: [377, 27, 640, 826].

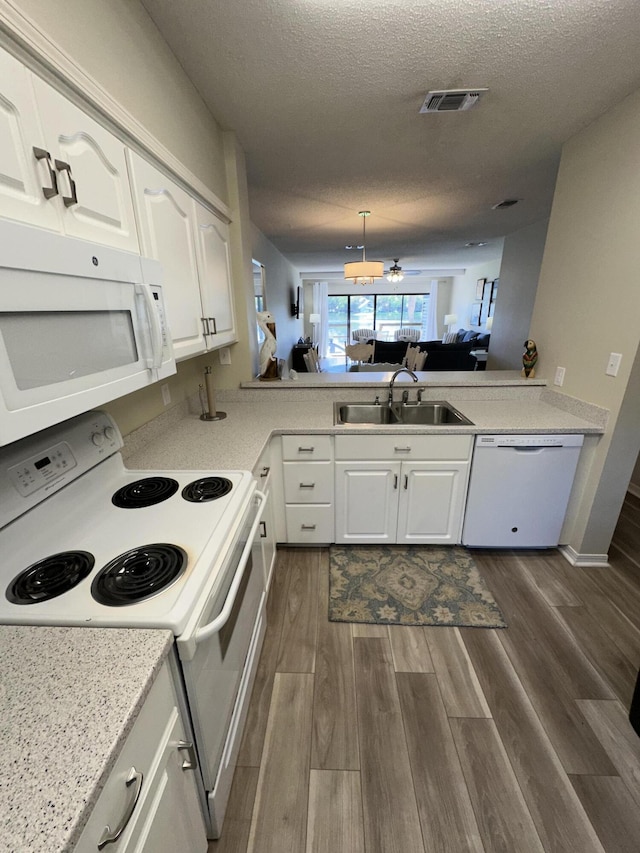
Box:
[476, 278, 487, 300]
[470, 302, 481, 325]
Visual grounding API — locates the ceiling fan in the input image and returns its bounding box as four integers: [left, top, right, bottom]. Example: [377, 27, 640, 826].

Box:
[385, 259, 421, 282]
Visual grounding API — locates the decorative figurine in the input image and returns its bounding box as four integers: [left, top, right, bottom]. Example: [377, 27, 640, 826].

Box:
[257, 310, 280, 381]
[522, 339, 538, 378]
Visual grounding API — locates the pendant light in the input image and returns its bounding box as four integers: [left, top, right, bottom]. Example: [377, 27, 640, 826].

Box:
[344, 211, 384, 285]
[386, 259, 404, 283]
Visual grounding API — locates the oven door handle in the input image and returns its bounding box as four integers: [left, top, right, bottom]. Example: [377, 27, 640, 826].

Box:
[193, 491, 265, 646]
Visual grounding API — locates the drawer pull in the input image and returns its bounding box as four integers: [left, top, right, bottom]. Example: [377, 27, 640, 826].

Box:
[202, 317, 210, 337]
[301, 523, 317, 530]
[260, 466, 270, 478]
[404, 474, 408, 490]
[97, 767, 143, 849]
[32, 147, 59, 199]
[177, 740, 198, 771]
[54, 159, 78, 207]
[394, 474, 398, 490]
[394, 446, 412, 452]
[259, 520, 267, 538]
[298, 446, 315, 452]
[208, 316, 218, 335]
[299, 482, 316, 489]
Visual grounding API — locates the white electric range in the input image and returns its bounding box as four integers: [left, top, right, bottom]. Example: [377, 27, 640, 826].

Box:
[0, 410, 267, 838]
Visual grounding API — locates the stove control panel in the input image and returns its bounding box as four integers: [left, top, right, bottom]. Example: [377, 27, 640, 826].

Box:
[9, 441, 77, 497]
[0, 410, 123, 529]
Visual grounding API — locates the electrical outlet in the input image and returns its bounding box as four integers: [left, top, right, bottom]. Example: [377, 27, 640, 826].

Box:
[219, 348, 231, 365]
[606, 352, 622, 377]
[554, 366, 565, 386]
[161, 384, 171, 406]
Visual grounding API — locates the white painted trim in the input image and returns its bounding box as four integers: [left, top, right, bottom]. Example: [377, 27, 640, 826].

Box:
[558, 544, 610, 568]
[627, 482, 640, 499]
[0, 0, 231, 223]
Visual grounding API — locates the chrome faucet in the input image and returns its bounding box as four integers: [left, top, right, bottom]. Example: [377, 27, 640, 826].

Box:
[388, 367, 418, 404]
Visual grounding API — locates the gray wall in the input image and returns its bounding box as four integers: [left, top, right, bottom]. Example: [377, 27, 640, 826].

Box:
[488, 219, 549, 370]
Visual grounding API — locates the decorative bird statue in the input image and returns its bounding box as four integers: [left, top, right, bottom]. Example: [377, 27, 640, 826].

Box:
[257, 310, 280, 381]
[522, 339, 538, 378]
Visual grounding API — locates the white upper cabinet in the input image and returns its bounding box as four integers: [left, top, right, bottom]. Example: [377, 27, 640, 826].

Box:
[127, 151, 207, 360]
[0, 45, 139, 252]
[0, 48, 61, 231]
[128, 150, 237, 360]
[193, 201, 237, 348]
[31, 77, 139, 252]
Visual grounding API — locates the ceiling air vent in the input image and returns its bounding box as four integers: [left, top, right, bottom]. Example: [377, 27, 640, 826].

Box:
[419, 88, 488, 113]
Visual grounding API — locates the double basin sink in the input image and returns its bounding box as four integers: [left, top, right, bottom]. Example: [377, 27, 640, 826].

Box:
[334, 400, 474, 426]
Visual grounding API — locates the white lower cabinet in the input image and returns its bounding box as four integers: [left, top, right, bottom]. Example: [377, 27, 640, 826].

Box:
[334, 434, 472, 545]
[281, 435, 334, 543]
[75, 654, 207, 853]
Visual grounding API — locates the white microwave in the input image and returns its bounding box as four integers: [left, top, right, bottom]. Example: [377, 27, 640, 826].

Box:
[0, 219, 176, 446]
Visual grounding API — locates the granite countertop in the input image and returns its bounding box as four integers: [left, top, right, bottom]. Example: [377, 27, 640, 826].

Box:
[124, 396, 605, 473]
[0, 626, 173, 853]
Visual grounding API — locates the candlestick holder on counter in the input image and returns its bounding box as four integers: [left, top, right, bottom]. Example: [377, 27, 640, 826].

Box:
[199, 366, 227, 422]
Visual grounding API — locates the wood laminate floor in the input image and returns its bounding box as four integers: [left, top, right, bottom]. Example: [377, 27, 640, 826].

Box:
[209, 498, 640, 852]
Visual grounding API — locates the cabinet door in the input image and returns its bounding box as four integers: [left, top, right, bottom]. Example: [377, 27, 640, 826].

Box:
[335, 462, 399, 543]
[397, 462, 469, 544]
[129, 711, 207, 853]
[193, 202, 237, 348]
[128, 151, 207, 360]
[0, 47, 61, 231]
[31, 77, 139, 252]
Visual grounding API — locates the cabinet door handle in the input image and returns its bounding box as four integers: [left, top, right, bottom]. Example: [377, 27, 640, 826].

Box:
[404, 474, 408, 490]
[54, 159, 78, 207]
[202, 317, 210, 336]
[393, 474, 398, 490]
[299, 482, 315, 489]
[301, 523, 317, 530]
[97, 767, 143, 849]
[32, 147, 59, 199]
[260, 466, 270, 478]
[177, 740, 198, 771]
[298, 446, 315, 452]
[259, 520, 267, 538]
[208, 317, 217, 335]
[394, 446, 411, 453]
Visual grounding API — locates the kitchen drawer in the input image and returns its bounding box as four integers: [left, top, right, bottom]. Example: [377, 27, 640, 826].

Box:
[283, 462, 333, 503]
[285, 504, 334, 543]
[334, 434, 472, 461]
[281, 434, 333, 461]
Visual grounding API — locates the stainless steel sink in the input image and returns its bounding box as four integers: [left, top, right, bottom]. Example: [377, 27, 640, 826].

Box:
[334, 400, 473, 426]
[392, 401, 474, 425]
[334, 402, 400, 424]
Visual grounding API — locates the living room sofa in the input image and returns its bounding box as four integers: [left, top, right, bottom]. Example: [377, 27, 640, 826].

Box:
[360, 330, 490, 371]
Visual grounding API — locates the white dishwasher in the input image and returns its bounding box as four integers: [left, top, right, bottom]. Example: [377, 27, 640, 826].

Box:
[462, 434, 584, 548]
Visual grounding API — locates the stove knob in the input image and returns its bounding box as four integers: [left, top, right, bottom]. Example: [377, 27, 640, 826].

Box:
[104, 426, 116, 442]
[91, 431, 105, 447]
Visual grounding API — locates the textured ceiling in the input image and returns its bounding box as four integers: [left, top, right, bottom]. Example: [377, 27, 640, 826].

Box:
[141, 0, 640, 274]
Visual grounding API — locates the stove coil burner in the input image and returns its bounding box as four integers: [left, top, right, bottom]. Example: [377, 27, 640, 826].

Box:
[182, 476, 233, 503]
[91, 543, 187, 606]
[7, 551, 95, 604]
[112, 477, 179, 509]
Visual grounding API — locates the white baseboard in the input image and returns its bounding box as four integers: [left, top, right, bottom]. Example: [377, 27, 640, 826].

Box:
[558, 544, 610, 568]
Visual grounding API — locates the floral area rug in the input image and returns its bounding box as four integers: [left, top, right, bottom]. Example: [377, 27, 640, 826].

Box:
[329, 545, 507, 628]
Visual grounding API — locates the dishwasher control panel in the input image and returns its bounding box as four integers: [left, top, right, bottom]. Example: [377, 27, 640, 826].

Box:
[476, 434, 584, 448]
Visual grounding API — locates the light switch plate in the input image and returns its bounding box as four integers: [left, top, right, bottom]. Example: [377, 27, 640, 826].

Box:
[219, 348, 231, 365]
[554, 366, 565, 386]
[606, 352, 622, 377]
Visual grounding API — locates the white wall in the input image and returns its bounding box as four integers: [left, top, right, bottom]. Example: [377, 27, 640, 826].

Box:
[449, 259, 502, 333]
[489, 219, 549, 370]
[252, 225, 303, 371]
[530, 85, 640, 557]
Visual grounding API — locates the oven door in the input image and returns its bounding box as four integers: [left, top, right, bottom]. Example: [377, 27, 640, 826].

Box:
[176, 491, 266, 798]
[0, 219, 175, 446]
